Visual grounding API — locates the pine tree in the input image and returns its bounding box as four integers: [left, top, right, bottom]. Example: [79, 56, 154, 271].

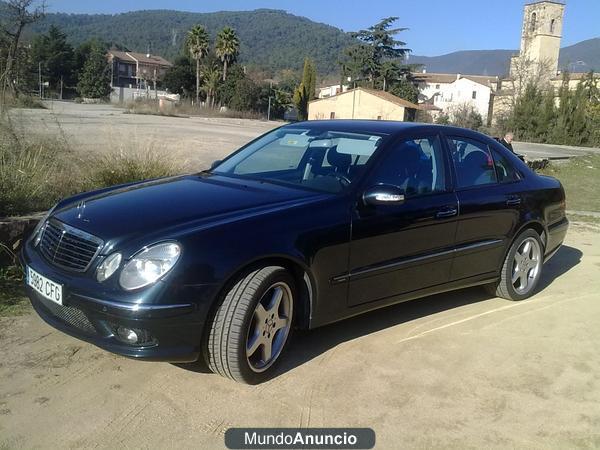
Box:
[76, 43, 112, 99]
[293, 58, 316, 121]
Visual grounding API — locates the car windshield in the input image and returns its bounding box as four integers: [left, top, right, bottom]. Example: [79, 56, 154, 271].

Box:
[212, 126, 387, 193]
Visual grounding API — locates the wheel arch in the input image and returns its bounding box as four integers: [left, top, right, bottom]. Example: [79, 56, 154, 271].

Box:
[210, 254, 315, 333]
[514, 219, 547, 249]
[499, 219, 547, 272]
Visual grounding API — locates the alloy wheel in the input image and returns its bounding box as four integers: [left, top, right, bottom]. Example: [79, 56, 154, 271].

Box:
[511, 237, 542, 295]
[245, 282, 293, 373]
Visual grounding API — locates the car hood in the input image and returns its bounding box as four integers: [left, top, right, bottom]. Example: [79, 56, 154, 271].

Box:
[53, 174, 329, 248]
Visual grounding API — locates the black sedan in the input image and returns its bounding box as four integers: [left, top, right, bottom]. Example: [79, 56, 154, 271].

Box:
[21, 121, 568, 384]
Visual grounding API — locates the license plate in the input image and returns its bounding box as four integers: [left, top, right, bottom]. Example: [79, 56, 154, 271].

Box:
[27, 266, 63, 305]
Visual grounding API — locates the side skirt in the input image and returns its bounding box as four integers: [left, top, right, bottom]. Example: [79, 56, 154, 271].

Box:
[309, 272, 499, 329]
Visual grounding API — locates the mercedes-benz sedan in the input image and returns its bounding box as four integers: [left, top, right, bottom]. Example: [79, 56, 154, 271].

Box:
[22, 121, 568, 384]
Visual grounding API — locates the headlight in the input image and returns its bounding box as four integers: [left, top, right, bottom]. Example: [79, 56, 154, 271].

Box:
[32, 205, 57, 247]
[119, 242, 181, 291]
[96, 253, 122, 282]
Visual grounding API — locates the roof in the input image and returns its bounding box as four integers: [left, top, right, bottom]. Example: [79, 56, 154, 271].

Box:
[309, 87, 421, 110]
[108, 50, 173, 67]
[284, 120, 492, 139]
[413, 72, 498, 87]
[552, 72, 598, 81]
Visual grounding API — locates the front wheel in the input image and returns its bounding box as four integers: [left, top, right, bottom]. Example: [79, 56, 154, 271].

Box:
[486, 229, 544, 301]
[206, 266, 295, 384]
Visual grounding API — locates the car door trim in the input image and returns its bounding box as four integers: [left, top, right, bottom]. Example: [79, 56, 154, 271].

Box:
[332, 238, 503, 283]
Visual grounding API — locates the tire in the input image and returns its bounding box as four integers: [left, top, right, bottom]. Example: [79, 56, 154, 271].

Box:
[206, 266, 295, 384]
[487, 229, 544, 301]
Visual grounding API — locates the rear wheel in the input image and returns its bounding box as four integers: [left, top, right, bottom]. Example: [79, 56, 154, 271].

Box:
[486, 229, 544, 301]
[206, 266, 295, 384]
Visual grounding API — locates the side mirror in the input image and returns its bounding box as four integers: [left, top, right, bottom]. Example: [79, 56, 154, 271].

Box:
[362, 185, 405, 206]
[210, 160, 222, 170]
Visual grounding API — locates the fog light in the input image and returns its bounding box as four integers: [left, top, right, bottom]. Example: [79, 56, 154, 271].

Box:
[116, 326, 138, 344]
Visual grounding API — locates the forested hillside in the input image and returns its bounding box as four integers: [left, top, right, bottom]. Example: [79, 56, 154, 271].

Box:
[25, 8, 356, 74]
[12, 4, 599, 76]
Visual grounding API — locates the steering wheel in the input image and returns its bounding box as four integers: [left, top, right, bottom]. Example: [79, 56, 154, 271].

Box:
[325, 172, 351, 187]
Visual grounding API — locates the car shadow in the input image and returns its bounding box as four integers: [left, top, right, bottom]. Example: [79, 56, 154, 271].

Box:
[174, 244, 582, 378]
[536, 245, 582, 291]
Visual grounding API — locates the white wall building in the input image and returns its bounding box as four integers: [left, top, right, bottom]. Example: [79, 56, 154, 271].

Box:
[414, 72, 499, 123]
[317, 84, 349, 99]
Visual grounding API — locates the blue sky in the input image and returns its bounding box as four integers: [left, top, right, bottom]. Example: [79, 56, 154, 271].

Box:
[46, 0, 599, 56]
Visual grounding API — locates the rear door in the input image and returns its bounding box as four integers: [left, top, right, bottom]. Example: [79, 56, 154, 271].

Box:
[347, 132, 459, 307]
[446, 134, 524, 280]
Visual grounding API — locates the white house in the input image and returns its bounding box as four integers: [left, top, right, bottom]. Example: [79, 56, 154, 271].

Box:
[317, 84, 349, 99]
[414, 72, 499, 123]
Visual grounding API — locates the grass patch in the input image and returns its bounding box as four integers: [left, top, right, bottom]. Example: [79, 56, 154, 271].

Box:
[1, 114, 185, 218]
[0, 117, 82, 217]
[0, 265, 29, 317]
[0, 244, 29, 317]
[86, 149, 182, 188]
[123, 100, 188, 118]
[540, 154, 600, 213]
[6, 95, 46, 109]
[122, 99, 265, 120]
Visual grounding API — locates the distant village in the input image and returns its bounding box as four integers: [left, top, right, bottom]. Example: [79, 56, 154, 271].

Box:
[106, 0, 596, 130]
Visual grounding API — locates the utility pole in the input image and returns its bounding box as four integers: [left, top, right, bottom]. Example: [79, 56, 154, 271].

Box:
[38, 62, 42, 98]
[267, 81, 273, 121]
[60, 75, 63, 100]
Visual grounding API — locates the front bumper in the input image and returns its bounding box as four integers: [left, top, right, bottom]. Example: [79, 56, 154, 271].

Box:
[21, 243, 217, 363]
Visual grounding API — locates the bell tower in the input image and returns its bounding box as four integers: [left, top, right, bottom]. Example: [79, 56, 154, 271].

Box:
[510, 1, 565, 80]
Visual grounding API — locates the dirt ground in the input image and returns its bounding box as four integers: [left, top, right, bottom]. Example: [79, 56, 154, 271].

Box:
[1, 223, 599, 449]
[12, 102, 600, 171]
[12, 101, 278, 171]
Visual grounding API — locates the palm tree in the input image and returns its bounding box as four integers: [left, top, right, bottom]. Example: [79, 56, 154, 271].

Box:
[215, 27, 240, 82]
[186, 25, 210, 106]
[201, 60, 222, 108]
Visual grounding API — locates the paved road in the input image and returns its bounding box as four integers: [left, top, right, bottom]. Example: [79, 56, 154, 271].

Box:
[1, 225, 599, 449]
[513, 141, 600, 160]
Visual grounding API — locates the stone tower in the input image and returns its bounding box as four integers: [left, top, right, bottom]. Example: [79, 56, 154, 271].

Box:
[510, 1, 565, 80]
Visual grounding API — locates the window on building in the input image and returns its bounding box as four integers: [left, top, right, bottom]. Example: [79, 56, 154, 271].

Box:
[531, 12, 537, 31]
[447, 136, 497, 188]
[472, 91, 477, 99]
[330, 112, 335, 119]
[550, 19, 556, 33]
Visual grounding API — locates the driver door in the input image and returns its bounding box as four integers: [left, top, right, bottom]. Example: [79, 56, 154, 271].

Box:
[347, 133, 459, 307]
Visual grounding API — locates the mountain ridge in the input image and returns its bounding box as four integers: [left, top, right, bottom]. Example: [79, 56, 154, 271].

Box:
[9, 4, 599, 76]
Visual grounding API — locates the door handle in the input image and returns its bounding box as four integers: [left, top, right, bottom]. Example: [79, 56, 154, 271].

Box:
[436, 207, 458, 219]
[506, 195, 522, 206]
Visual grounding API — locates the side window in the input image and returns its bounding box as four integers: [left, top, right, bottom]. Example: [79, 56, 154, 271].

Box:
[491, 147, 521, 183]
[447, 136, 497, 189]
[369, 135, 447, 198]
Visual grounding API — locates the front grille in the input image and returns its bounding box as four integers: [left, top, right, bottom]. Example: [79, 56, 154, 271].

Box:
[39, 219, 103, 272]
[37, 295, 97, 336]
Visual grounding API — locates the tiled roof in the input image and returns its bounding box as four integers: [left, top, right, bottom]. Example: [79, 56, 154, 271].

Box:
[361, 88, 421, 109]
[413, 72, 498, 87]
[309, 87, 421, 109]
